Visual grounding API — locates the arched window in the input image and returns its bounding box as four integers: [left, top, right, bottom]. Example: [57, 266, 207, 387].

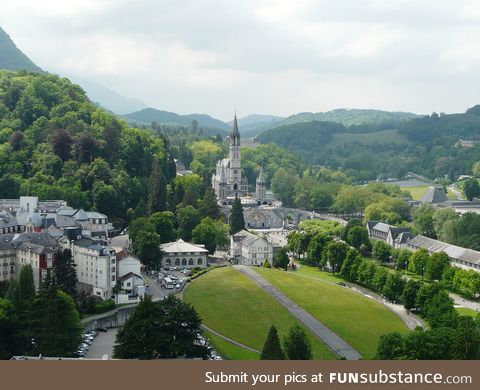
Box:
[175, 258, 180, 266]
[197, 258, 203, 265]
[182, 258, 187, 265]
[166, 258, 171, 265]
[188, 258, 194, 265]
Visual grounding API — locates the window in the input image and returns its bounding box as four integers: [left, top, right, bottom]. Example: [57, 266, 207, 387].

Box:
[127, 282, 131, 287]
[166, 258, 171, 265]
[198, 258, 203, 265]
[188, 258, 194, 265]
[175, 259, 180, 266]
[182, 258, 187, 265]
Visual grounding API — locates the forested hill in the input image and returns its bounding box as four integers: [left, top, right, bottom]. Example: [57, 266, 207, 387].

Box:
[124, 107, 229, 132]
[0, 70, 175, 221]
[0, 27, 43, 73]
[264, 108, 419, 129]
[398, 106, 480, 144]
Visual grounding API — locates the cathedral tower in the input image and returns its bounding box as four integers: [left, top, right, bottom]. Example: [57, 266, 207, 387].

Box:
[228, 113, 242, 194]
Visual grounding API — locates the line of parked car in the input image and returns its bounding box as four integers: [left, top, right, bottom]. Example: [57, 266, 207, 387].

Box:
[74, 327, 107, 357]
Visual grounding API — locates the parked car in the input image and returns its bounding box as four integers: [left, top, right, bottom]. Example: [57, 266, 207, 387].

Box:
[169, 266, 177, 271]
[96, 327, 108, 332]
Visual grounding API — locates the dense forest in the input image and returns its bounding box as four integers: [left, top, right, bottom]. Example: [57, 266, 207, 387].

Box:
[0, 70, 176, 223]
[255, 106, 480, 181]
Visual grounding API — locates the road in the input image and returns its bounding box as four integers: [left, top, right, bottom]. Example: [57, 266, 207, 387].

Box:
[85, 328, 118, 360]
[450, 292, 480, 312]
[234, 265, 362, 360]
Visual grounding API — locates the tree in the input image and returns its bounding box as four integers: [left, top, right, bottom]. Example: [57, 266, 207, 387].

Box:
[342, 218, 363, 241]
[271, 168, 299, 207]
[382, 273, 405, 302]
[177, 205, 201, 241]
[17, 264, 35, 303]
[0, 298, 20, 359]
[339, 248, 362, 282]
[147, 158, 168, 214]
[408, 248, 429, 280]
[346, 226, 370, 250]
[192, 217, 229, 254]
[323, 241, 349, 274]
[401, 280, 421, 310]
[54, 249, 77, 298]
[148, 212, 176, 243]
[283, 325, 312, 360]
[26, 283, 82, 357]
[199, 186, 220, 219]
[425, 290, 458, 328]
[371, 240, 392, 263]
[260, 325, 285, 360]
[375, 332, 404, 359]
[133, 228, 161, 269]
[273, 248, 290, 270]
[393, 248, 411, 271]
[306, 232, 332, 266]
[114, 295, 208, 359]
[413, 203, 436, 238]
[463, 178, 480, 201]
[50, 128, 73, 162]
[452, 316, 480, 360]
[425, 252, 450, 281]
[229, 196, 245, 234]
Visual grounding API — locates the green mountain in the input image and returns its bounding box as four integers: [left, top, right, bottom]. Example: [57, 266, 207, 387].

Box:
[0, 70, 175, 221]
[0, 27, 43, 72]
[123, 107, 229, 131]
[262, 108, 419, 131]
[232, 114, 284, 137]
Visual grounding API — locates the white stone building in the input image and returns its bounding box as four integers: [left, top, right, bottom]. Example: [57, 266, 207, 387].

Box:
[60, 237, 116, 300]
[160, 239, 208, 269]
[230, 230, 273, 266]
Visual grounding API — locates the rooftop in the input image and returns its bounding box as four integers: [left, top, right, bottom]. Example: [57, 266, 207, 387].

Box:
[161, 239, 208, 254]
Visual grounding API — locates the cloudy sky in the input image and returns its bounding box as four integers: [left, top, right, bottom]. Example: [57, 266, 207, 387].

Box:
[1, 0, 480, 120]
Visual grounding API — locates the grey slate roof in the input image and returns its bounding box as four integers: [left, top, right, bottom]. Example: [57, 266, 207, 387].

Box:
[12, 232, 57, 248]
[16, 241, 56, 255]
[407, 235, 480, 268]
[420, 186, 448, 204]
[0, 234, 15, 249]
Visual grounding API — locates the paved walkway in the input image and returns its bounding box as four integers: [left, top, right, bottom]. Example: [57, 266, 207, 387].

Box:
[234, 265, 362, 360]
[201, 324, 260, 353]
[450, 292, 480, 312]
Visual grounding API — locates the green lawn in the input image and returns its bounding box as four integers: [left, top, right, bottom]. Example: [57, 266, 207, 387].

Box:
[456, 307, 479, 318]
[203, 330, 260, 360]
[295, 263, 344, 283]
[404, 186, 429, 200]
[254, 267, 408, 358]
[184, 267, 336, 360]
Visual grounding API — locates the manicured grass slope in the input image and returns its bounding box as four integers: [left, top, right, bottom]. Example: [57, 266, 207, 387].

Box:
[254, 267, 408, 358]
[203, 330, 259, 360]
[184, 267, 336, 360]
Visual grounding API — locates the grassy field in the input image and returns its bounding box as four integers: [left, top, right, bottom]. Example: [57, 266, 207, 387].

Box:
[404, 185, 429, 200]
[184, 267, 336, 360]
[456, 307, 479, 318]
[203, 330, 260, 360]
[329, 129, 410, 148]
[254, 267, 408, 358]
[295, 263, 344, 283]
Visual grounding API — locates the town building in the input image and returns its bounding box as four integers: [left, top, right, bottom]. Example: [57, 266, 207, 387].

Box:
[59, 237, 116, 300]
[160, 239, 208, 269]
[230, 230, 274, 266]
[366, 221, 412, 248]
[0, 234, 16, 283]
[407, 235, 480, 272]
[0, 212, 25, 234]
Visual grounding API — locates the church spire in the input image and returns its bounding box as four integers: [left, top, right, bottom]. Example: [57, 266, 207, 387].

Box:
[230, 113, 240, 146]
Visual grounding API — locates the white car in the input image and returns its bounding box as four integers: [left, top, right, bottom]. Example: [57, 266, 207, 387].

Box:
[169, 267, 177, 271]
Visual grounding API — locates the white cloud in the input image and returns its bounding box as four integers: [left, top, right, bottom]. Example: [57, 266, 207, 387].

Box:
[0, 0, 479, 120]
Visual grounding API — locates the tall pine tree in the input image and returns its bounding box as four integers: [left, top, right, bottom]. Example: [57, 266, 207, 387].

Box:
[229, 196, 245, 234]
[147, 158, 167, 214]
[54, 249, 78, 298]
[199, 186, 220, 219]
[260, 325, 285, 360]
[284, 325, 312, 360]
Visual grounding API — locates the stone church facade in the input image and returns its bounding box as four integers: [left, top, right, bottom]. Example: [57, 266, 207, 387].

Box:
[212, 114, 266, 202]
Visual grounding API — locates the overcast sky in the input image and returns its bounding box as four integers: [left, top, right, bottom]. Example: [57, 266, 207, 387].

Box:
[1, 0, 480, 120]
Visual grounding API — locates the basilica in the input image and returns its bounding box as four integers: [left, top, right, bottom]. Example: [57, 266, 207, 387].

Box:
[211, 114, 266, 202]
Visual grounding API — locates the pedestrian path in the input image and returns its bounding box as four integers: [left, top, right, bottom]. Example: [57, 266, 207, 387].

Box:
[234, 265, 362, 360]
[201, 324, 260, 354]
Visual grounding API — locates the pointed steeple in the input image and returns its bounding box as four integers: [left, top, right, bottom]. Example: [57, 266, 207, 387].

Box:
[230, 113, 240, 145]
[257, 167, 266, 184]
[219, 165, 226, 183]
